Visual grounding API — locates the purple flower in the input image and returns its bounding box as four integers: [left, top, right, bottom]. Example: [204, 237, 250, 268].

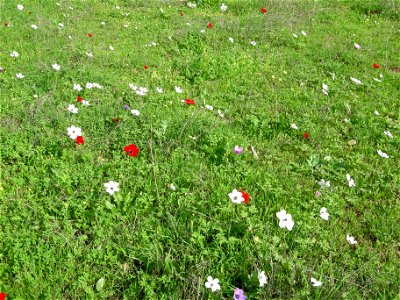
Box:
[233, 145, 244, 155]
[124, 104, 130, 110]
[233, 288, 246, 300]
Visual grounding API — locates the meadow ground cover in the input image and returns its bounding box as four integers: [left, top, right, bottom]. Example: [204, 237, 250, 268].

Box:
[1, 0, 400, 298]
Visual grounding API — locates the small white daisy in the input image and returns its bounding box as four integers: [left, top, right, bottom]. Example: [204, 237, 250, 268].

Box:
[17, 4, 24, 10]
[16, 73, 25, 79]
[31, 24, 38, 29]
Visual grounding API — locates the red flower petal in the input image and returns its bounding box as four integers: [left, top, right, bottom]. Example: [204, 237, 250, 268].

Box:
[304, 132, 309, 139]
[144, 65, 148, 70]
[260, 7, 268, 13]
[124, 144, 139, 157]
[241, 191, 250, 204]
[207, 22, 213, 29]
[0, 292, 6, 300]
[373, 63, 380, 69]
[76, 136, 84, 145]
[114, 118, 119, 123]
[184, 99, 196, 105]
[88, 33, 93, 37]
[77, 96, 83, 102]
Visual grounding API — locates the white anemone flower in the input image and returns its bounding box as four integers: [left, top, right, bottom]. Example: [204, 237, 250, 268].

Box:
[229, 37, 234, 43]
[17, 4, 24, 10]
[250, 41, 257, 46]
[131, 109, 140, 116]
[276, 209, 294, 231]
[258, 270, 267, 287]
[31, 24, 38, 29]
[136, 87, 148, 96]
[322, 83, 329, 95]
[104, 181, 119, 195]
[346, 235, 357, 245]
[384, 131, 393, 139]
[228, 189, 244, 204]
[156, 87, 163, 93]
[220, 3, 227, 12]
[317, 179, 330, 189]
[311, 278, 322, 287]
[67, 104, 78, 114]
[16, 73, 25, 79]
[67, 126, 82, 139]
[10, 51, 19, 58]
[320, 207, 329, 221]
[73, 83, 82, 91]
[52, 63, 61, 71]
[377, 150, 389, 158]
[175, 86, 183, 93]
[290, 123, 298, 130]
[346, 174, 355, 187]
[350, 77, 363, 85]
[354, 43, 361, 49]
[205, 276, 220, 292]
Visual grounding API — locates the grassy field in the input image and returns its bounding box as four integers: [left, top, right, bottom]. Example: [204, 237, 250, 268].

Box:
[1, 0, 400, 299]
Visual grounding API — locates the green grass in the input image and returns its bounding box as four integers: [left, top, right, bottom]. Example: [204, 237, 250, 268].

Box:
[1, 0, 400, 299]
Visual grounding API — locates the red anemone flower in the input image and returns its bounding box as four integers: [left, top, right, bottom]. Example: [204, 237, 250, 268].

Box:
[207, 22, 213, 29]
[77, 96, 83, 102]
[185, 99, 195, 105]
[114, 118, 119, 123]
[373, 63, 380, 69]
[88, 33, 93, 37]
[0, 292, 6, 300]
[124, 144, 139, 157]
[260, 7, 267, 13]
[144, 65, 148, 70]
[76, 136, 84, 145]
[304, 132, 309, 139]
[241, 191, 250, 204]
